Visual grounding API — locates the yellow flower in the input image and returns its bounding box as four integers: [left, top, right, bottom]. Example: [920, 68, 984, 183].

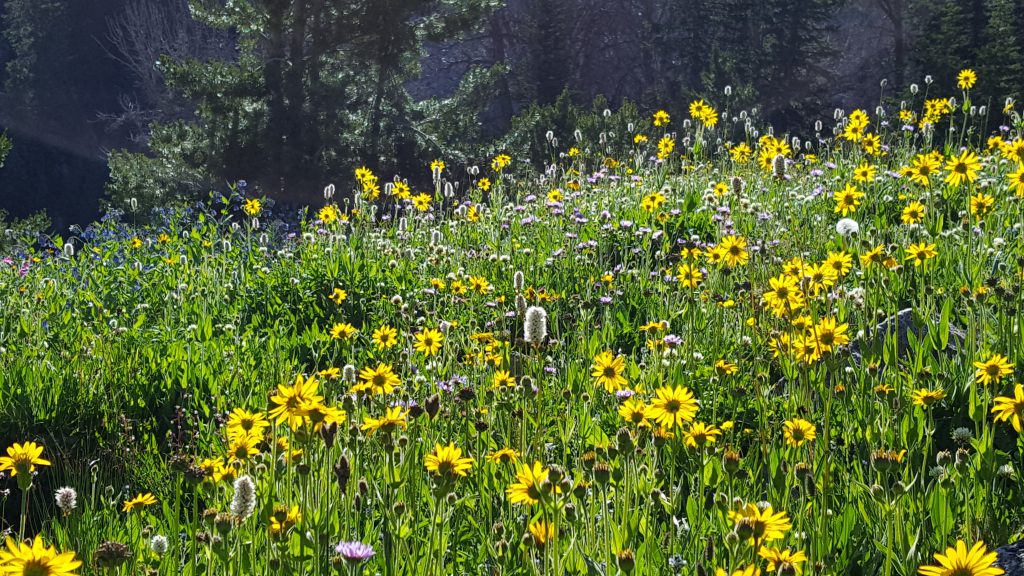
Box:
[728, 503, 792, 544]
[329, 322, 357, 340]
[944, 150, 982, 187]
[413, 328, 444, 356]
[718, 235, 749, 267]
[0, 535, 82, 576]
[641, 192, 666, 212]
[506, 461, 555, 505]
[905, 242, 938, 267]
[911, 388, 946, 407]
[372, 325, 399, 349]
[122, 492, 157, 513]
[833, 183, 864, 216]
[762, 274, 805, 316]
[648, 386, 698, 429]
[0, 441, 51, 479]
[811, 317, 850, 355]
[956, 68, 977, 90]
[715, 360, 738, 375]
[468, 275, 492, 294]
[974, 354, 1013, 386]
[618, 398, 653, 428]
[242, 198, 262, 217]
[486, 448, 520, 465]
[268, 373, 323, 429]
[226, 408, 270, 439]
[676, 263, 703, 289]
[411, 193, 431, 212]
[424, 443, 474, 478]
[992, 384, 1024, 433]
[853, 162, 876, 183]
[906, 153, 942, 186]
[969, 193, 995, 219]
[1008, 166, 1024, 197]
[491, 154, 512, 172]
[319, 204, 341, 224]
[591, 351, 627, 392]
[652, 110, 670, 126]
[729, 142, 753, 163]
[657, 136, 675, 160]
[355, 363, 401, 395]
[329, 287, 347, 305]
[492, 370, 516, 388]
[527, 520, 556, 548]
[783, 419, 817, 447]
[477, 178, 492, 191]
[360, 407, 408, 435]
[683, 422, 722, 449]
[228, 432, 261, 463]
[901, 201, 926, 225]
[430, 159, 446, 174]
[918, 540, 1003, 576]
[759, 547, 808, 575]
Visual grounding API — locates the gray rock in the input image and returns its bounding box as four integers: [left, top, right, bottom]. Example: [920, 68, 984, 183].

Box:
[996, 540, 1024, 576]
[849, 308, 965, 363]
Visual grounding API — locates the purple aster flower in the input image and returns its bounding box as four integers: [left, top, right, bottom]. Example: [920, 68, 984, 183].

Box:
[615, 389, 635, 401]
[335, 541, 375, 563]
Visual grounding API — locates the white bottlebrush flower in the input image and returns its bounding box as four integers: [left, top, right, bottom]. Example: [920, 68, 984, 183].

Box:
[524, 306, 548, 347]
[231, 475, 256, 521]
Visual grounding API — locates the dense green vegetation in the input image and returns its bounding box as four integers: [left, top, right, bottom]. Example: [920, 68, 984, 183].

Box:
[2, 70, 1024, 574]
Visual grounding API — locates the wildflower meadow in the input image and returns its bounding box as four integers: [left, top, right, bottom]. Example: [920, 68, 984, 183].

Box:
[3, 70, 1024, 576]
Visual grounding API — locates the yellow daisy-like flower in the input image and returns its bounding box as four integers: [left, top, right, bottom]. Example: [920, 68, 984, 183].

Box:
[728, 503, 792, 545]
[683, 422, 722, 449]
[592, 351, 627, 392]
[911, 388, 946, 408]
[758, 547, 808, 575]
[944, 150, 982, 187]
[652, 110, 670, 127]
[853, 162, 877, 183]
[226, 408, 270, 440]
[371, 325, 399, 349]
[319, 204, 341, 224]
[424, 443, 474, 478]
[833, 183, 864, 216]
[227, 432, 262, 463]
[901, 201, 926, 225]
[956, 68, 977, 90]
[268, 373, 323, 429]
[618, 398, 653, 428]
[329, 322, 357, 340]
[0, 535, 82, 576]
[0, 441, 51, 479]
[355, 363, 401, 395]
[992, 384, 1024, 433]
[648, 386, 698, 429]
[242, 198, 262, 217]
[492, 370, 516, 388]
[974, 354, 1014, 386]
[329, 287, 347, 305]
[360, 407, 408, 435]
[718, 235, 749, 267]
[122, 492, 157, 513]
[1008, 166, 1024, 197]
[918, 540, 1003, 576]
[506, 461, 556, 505]
[969, 192, 995, 219]
[413, 327, 444, 356]
[783, 419, 817, 447]
[527, 520, 556, 548]
[486, 448, 520, 465]
[905, 242, 938, 267]
[676, 263, 703, 289]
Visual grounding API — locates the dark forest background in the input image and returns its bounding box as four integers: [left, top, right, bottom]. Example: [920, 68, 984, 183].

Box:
[0, 0, 1022, 230]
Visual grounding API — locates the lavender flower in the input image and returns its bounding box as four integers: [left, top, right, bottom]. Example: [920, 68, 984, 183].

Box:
[335, 541, 376, 563]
